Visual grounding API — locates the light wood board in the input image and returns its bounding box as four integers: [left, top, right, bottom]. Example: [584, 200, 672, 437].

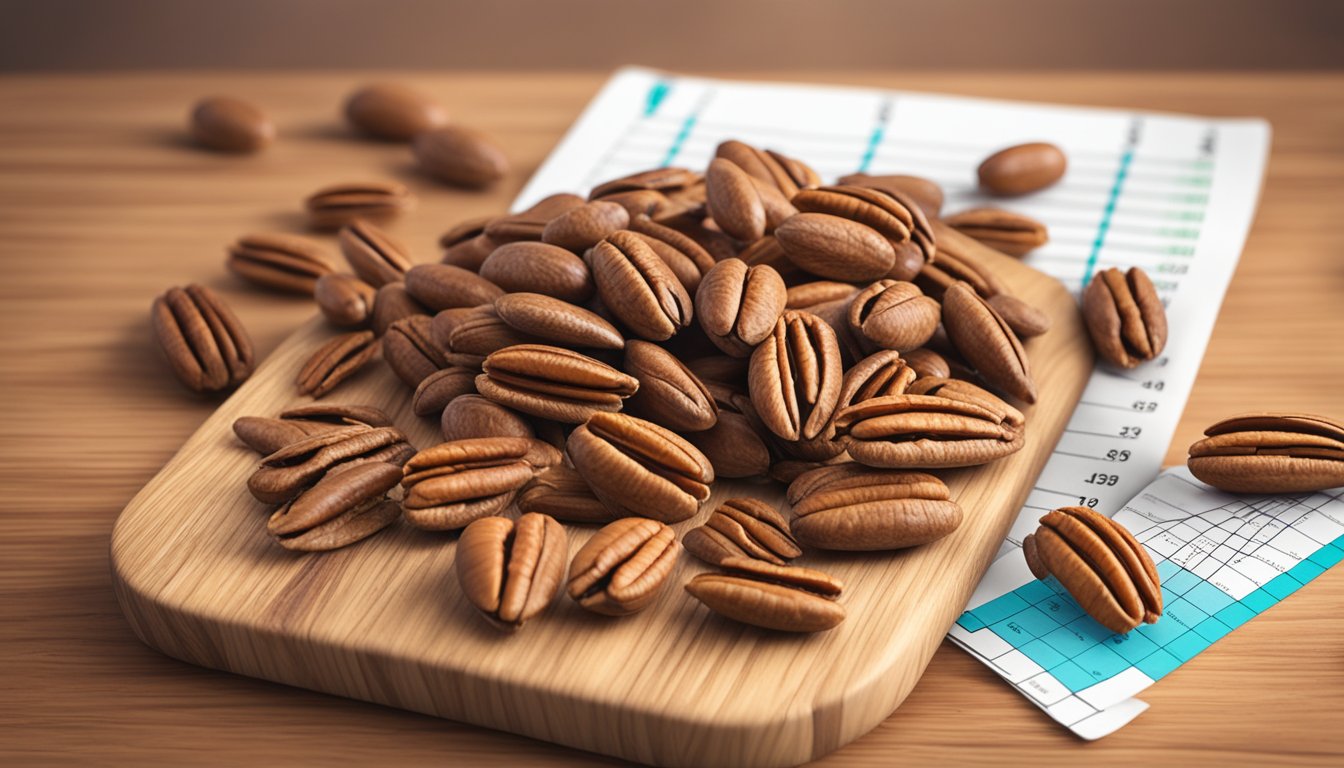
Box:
[110, 244, 1092, 767]
[8, 72, 1344, 768]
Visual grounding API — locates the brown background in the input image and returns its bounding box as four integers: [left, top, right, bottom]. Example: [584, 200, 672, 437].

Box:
[3, 0, 1344, 71]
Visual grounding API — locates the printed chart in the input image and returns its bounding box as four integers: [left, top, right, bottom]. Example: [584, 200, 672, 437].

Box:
[952, 470, 1344, 738]
[515, 68, 1273, 735]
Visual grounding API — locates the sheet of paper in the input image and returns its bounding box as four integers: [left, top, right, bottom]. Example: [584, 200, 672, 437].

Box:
[514, 67, 1274, 736]
[951, 470, 1344, 738]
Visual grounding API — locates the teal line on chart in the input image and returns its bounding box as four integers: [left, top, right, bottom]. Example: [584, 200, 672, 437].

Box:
[858, 99, 893, 172]
[1082, 148, 1135, 286]
[644, 79, 671, 117]
[662, 112, 698, 167]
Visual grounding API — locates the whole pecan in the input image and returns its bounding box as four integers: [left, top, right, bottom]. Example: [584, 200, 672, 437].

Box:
[413, 125, 509, 189]
[787, 464, 962, 551]
[456, 513, 568, 631]
[1187, 412, 1344, 493]
[847, 280, 940, 353]
[479, 242, 594, 305]
[566, 517, 681, 615]
[833, 378, 1025, 468]
[567, 412, 714, 523]
[400, 437, 560, 530]
[493, 293, 625, 351]
[978, 142, 1067, 197]
[295, 330, 379, 398]
[1022, 506, 1162, 635]
[305, 181, 414, 231]
[705, 158, 796, 243]
[942, 281, 1036, 403]
[774, 212, 896, 283]
[714, 140, 820, 199]
[1082, 266, 1168, 369]
[248, 425, 414, 504]
[403, 263, 504, 312]
[685, 557, 845, 633]
[748, 310, 843, 442]
[517, 465, 612, 523]
[150, 284, 255, 394]
[344, 82, 449, 141]
[266, 461, 402, 552]
[227, 232, 334, 295]
[695, 258, 787, 357]
[233, 404, 392, 454]
[541, 200, 629, 253]
[441, 394, 534, 442]
[684, 498, 800, 566]
[383, 314, 448, 388]
[338, 220, 413, 288]
[411, 366, 476, 417]
[943, 207, 1049, 257]
[586, 230, 693, 341]
[476, 344, 638, 424]
[622, 340, 718, 432]
[314, 273, 377, 328]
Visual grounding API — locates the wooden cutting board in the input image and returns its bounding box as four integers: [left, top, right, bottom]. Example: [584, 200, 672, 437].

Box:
[111, 246, 1092, 768]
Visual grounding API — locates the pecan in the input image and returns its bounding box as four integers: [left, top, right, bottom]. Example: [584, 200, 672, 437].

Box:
[305, 181, 414, 231]
[942, 281, 1036, 403]
[833, 378, 1025, 468]
[456, 513, 568, 631]
[150, 284, 255, 394]
[685, 557, 845, 633]
[1187, 412, 1344, 493]
[586, 230, 693, 341]
[567, 412, 714, 523]
[370, 281, 429, 336]
[383, 314, 447, 388]
[477, 344, 638, 424]
[441, 394, 535, 442]
[622, 340, 718, 432]
[835, 350, 917, 411]
[774, 212, 896, 283]
[787, 465, 961, 551]
[943, 207, 1049, 257]
[314, 273, 377, 328]
[411, 366, 477, 417]
[517, 464, 613, 524]
[248, 425, 414, 504]
[295, 330, 379, 398]
[344, 82, 449, 141]
[541, 200, 630, 253]
[493, 293, 625, 351]
[902, 348, 951, 380]
[400, 437, 560, 531]
[748, 310, 843, 442]
[486, 194, 586, 243]
[403, 263, 504, 312]
[695, 258, 787, 357]
[233, 404, 392, 454]
[684, 384, 772, 480]
[978, 142, 1067, 197]
[566, 517, 680, 615]
[1082, 266, 1168, 369]
[226, 232, 334, 294]
[1022, 506, 1162, 635]
[847, 280, 940, 352]
[705, 157, 796, 243]
[987, 293, 1052, 339]
[267, 461, 402, 552]
[684, 498, 800, 566]
[338, 219, 413, 287]
[413, 125, 509, 189]
[790, 184, 934, 281]
[836, 172, 944, 218]
[714, 140, 820, 199]
[589, 167, 702, 201]
[917, 222, 1010, 300]
[479, 241, 594, 304]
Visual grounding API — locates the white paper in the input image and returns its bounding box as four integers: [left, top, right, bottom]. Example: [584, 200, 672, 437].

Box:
[512, 68, 1274, 737]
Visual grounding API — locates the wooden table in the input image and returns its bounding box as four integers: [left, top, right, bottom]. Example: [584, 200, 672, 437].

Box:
[2, 72, 1341, 766]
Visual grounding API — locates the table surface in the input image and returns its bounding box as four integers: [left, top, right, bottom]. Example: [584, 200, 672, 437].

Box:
[1, 71, 1341, 766]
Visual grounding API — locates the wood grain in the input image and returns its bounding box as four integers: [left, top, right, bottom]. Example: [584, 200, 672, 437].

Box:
[2, 72, 1343, 767]
[110, 227, 1089, 767]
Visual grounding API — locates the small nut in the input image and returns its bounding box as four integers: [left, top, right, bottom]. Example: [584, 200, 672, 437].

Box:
[566, 517, 680, 615]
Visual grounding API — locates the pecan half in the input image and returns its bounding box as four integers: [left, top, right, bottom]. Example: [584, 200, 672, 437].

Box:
[248, 425, 414, 504]
[232, 404, 392, 454]
[296, 330, 379, 398]
[456, 513, 568, 631]
[266, 461, 402, 552]
[493, 293, 625, 351]
[685, 557, 844, 633]
[627, 213, 718, 295]
[833, 378, 1025, 468]
[684, 498, 800, 566]
[400, 437, 560, 530]
[411, 366, 477, 417]
[517, 465, 613, 524]
[1187, 412, 1344, 493]
[227, 232, 334, 294]
[403, 263, 504, 312]
[566, 517, 681, 615]
[748, 310, 843, 442]
[567, 412, 714, 523]
[305, 181, 415, 231]
[787, 464, 961, 551]
[790, 184, 933, 281]
[1022, 506, 1162, 635]
[383, 314, 448, 388]
[714, 140, 820, 199]
[1082, 266, 1168, 369]
[705, 157, 796, 243]
[943, 207, 1049, 257]
[695, 258, 787, 358]
[476, 344, 638, 424]
[541, 200, 630, 253]
[479, 242, 594, 305]
[586, 230, 693, 341]
[314, 273, 377, 328]
[150, 284, 255, 394]
[622, 340, 718, 432]
[847, 280, 940, 352]
[942, 281, 1036, 403]
[338, 220, 413, 288]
